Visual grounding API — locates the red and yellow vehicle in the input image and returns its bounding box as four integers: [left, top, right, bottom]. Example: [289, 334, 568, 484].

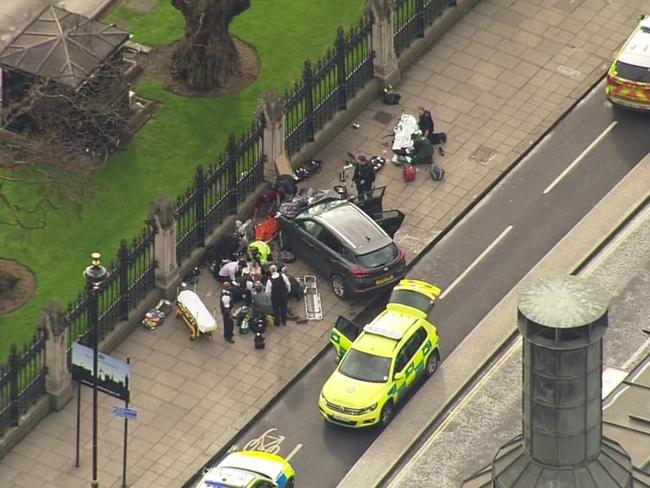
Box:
[606, 15, 650, 111]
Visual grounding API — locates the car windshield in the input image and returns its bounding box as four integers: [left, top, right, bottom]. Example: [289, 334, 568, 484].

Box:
[390, 289, 433, 315]
[357, 243, 398, 268]
[296, 198, 343, 219]
[614, 60, 650, 83]
[339, 349, 391, 383]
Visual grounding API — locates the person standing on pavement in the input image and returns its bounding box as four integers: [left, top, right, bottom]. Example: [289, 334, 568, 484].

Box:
[220, 282, 235, 343]
[417, 106, 446, 155]
[265, 264, 291, 326]
[352, 155, 375, 199]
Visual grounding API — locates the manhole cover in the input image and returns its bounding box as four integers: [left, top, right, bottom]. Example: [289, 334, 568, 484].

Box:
[469, 145, 497, 165]
[373, 110, 395, 125]
[553, 0, 584, 13]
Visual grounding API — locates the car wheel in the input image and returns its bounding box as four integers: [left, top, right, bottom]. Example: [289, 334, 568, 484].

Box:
[330, 274, 349, 300]
[286, 477, 295, 488]
[425, 351, 439, 378]
[379, 401, 395, 428]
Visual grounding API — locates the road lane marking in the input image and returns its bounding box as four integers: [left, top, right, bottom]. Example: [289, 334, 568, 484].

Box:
[285, 443, 303, 461]
[388, 339, 521, 487]
[543, 121, 618, 195]
[242, 428, 285, 454]
[439, 225, 513, 300]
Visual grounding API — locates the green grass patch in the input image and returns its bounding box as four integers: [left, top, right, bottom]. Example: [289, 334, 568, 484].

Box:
[0, 0, 366, 361]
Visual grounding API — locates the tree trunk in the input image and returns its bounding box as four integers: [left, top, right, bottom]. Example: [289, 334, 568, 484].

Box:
[171, 0, 251, 91]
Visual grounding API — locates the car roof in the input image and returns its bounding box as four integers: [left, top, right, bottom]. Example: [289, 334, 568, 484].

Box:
[618, 17, 650, 68]
[313, 201, 392, 254]
[199, 466, 257, 488]
[354, 311, 420, 356]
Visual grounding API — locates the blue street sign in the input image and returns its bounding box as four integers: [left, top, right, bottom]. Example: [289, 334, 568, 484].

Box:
[112, 406, 138, 420]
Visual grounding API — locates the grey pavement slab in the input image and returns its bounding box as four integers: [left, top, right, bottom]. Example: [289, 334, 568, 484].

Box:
[2, 0, 650, 486]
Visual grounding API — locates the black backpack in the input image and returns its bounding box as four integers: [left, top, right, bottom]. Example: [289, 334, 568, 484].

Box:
[383, 91, 401, 105]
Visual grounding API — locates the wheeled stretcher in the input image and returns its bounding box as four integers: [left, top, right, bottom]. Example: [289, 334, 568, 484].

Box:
[177, 290, 217, 340]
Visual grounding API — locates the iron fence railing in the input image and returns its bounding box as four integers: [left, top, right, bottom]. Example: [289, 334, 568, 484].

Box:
[0, 331, 46, 437]
[394, 0, 450, 56]
[284, 16, 374, 157]
[175, 118, 265, 264]
[65, 226, 156, 354]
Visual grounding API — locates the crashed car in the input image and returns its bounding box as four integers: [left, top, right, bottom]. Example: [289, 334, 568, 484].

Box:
[320, 279, 442, 428]
[277, 187, 405, 299]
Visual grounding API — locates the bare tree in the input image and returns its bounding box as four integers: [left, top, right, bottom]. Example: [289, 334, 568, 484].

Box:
[2, 54, 131, 160]
[171, 0, 251, 91]
[0, 55, 128, 229]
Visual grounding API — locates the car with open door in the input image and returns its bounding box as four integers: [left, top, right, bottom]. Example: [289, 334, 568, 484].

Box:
[278, 191, 405, 299]
[319, 279, 441, 428]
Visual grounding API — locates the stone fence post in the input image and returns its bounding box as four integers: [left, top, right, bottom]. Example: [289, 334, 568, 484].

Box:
[258, 90, 286, 181]
[368, 0, 401, 86]
[41, 301, 73, 411]
[150, 195, 180, 298]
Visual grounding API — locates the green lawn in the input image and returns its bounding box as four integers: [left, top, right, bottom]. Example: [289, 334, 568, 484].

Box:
[0, 0, 365, 360]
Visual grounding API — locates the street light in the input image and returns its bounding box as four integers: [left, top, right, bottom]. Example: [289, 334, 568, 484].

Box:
[83, 252, 108, 488]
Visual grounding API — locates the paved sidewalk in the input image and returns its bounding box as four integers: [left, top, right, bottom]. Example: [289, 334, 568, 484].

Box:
[1, 0, 649, 486]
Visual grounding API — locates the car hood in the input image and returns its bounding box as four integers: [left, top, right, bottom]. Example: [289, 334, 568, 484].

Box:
[322, 371, 387, 408]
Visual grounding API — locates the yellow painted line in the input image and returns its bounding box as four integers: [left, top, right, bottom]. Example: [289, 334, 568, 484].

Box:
[387, 338, 521, 487]
[543, 121, 618, 195]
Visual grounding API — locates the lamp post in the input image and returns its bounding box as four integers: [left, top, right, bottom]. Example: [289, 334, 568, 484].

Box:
[83, 252, 108, 488]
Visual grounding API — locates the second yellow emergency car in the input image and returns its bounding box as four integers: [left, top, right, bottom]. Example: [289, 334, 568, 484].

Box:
[319, 279, 441, 428]
[197, 450, 295, 488]
[606, 15, 650, 110]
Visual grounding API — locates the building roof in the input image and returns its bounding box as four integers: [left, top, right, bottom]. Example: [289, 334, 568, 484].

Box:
[0, 5, 129, 88]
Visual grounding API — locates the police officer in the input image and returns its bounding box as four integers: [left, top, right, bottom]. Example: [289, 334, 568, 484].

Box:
[220, 282, 235, 343]
[265, 264, 291, 326]
[352, 155, 375, 199]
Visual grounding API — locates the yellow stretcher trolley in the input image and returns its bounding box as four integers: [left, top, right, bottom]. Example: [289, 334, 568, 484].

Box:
[176, 290, 217, 340]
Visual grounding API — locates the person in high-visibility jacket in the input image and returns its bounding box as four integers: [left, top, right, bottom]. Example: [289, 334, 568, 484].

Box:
[247, 240, 272, 264]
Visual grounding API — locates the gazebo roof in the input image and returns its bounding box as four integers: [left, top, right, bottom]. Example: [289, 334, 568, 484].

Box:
[0, 6, 129, 89]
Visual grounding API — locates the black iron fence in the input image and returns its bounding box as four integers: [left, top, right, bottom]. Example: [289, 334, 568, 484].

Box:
[65, 227, 156, 352]
[285, 16, 374, 157]
[0, 0, 460, 440]
[176, 118, 265, 264]
[394, 0, 452, 56]
[0, 331, 46, 437]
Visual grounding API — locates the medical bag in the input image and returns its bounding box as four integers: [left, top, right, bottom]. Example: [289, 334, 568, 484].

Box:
[429, 164, 445, 181]
[403, 164, 416, 182]
[254, 216, 280, 242]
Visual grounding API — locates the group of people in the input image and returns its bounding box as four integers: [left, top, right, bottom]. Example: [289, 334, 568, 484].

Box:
[391, 106, 447, 166]
[216, 241, 295, 344]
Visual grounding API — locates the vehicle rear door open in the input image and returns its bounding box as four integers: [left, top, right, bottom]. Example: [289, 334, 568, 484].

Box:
[330, 315, 360, 360]
[372, 209, 405, 238]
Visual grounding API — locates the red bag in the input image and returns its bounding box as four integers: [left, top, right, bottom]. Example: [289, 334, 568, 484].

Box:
[403, 164, 416, 182]
[255, 216, 280, 242]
